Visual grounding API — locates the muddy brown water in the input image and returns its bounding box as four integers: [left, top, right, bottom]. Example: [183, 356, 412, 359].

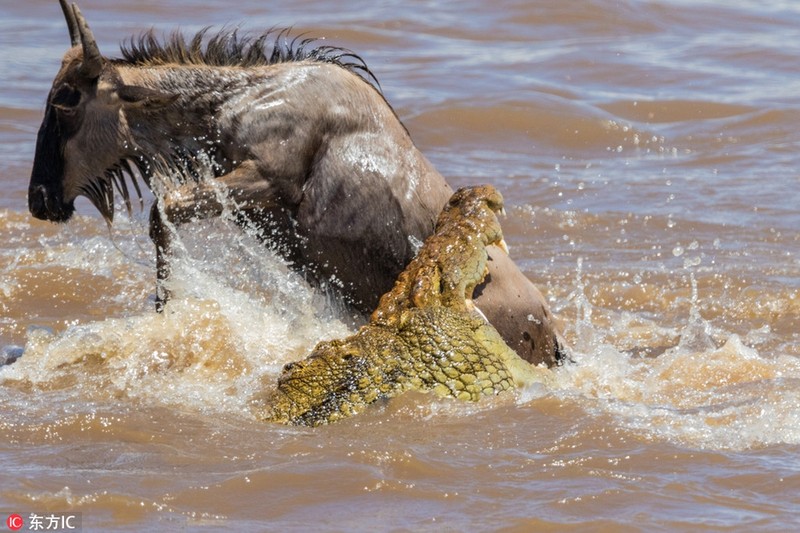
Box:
[1, 0, 799, 531]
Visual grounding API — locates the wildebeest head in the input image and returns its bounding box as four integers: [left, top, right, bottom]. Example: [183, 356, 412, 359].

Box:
[29, 1, 174, 223]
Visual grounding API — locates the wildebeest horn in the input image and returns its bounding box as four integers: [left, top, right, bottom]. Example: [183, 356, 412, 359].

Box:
[59, 0, 80, 46]
[71, 3, 103, 78]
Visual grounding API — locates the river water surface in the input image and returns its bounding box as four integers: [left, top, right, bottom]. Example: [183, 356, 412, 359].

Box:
[1, 0, 799, 531]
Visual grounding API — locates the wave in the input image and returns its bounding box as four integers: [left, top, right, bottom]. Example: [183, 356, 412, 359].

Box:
[407, 95, 676, 157]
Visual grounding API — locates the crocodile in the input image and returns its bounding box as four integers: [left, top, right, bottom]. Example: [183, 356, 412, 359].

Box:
[259, 185, 554, 426]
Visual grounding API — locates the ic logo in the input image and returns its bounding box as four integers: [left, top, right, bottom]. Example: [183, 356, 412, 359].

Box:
[5, 514, 23, 531]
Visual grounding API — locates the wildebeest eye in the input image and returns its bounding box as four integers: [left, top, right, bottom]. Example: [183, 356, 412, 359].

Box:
[51, 84, 81, 110]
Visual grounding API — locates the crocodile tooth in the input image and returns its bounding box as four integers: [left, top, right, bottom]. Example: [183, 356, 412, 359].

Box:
[498, 238, 510, 254]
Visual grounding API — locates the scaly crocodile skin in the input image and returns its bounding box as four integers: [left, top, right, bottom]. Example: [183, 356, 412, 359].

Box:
[261, 185, 553, 426]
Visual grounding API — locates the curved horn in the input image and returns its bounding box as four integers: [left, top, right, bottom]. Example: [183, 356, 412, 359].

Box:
[72, 4, 103, 78]
[59, 0, 80, 46]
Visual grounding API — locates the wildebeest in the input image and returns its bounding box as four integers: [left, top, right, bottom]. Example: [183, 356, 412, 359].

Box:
[28, 1, 566, 366]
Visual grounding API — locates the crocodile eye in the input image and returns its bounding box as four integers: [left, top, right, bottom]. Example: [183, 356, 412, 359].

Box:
[51, 84, 81, 112]
[341, 348, 361, 362]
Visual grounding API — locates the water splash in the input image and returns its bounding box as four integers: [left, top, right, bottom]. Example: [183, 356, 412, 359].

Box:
[1, 202, 796, 450]
[564, 257, 599, 352]
[1, 207, 355, 419]
[556, 259, 800, 450]
[670, 272, 716, 354]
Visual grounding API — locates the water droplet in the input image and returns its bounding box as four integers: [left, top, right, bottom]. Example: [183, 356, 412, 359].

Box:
[683, 256, 701, 268]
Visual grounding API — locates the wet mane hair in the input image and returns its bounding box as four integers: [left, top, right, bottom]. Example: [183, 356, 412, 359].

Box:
[118, 27, 381, 90]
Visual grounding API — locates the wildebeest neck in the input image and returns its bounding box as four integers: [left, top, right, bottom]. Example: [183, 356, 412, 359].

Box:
[118, 66, 261, 184]
[118, 62, 341, 210]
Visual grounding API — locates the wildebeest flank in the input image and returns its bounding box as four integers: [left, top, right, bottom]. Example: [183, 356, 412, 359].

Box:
[28, 0, 566, 366]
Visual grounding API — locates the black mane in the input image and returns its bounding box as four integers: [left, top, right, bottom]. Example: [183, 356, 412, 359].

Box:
[118, 27, 381, 90]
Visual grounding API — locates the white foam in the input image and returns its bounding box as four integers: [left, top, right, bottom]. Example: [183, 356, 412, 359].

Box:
[555, 271, 800, 450]
[2, 213, 355, 419]
[3, 210, 797, 449]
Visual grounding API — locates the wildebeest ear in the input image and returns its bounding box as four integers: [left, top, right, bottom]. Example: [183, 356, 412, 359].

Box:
[117, 85, 177, 109]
